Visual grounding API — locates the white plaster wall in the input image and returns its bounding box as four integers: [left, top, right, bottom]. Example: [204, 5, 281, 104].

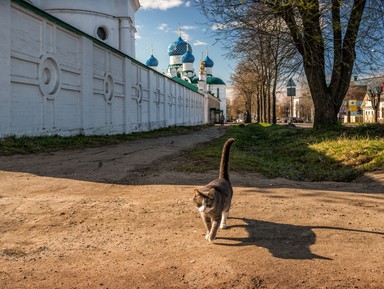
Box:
[44, 12, 120, 51]
[32, 0, 139, 18]
[209, 84, 227, 119]
[0, 0, 11, 137]
[31, 0, 138, 57]
[0, 1, 206, 138]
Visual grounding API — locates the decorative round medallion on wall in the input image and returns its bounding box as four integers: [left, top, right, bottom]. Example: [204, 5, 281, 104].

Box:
[38, 54, 61, 100]
[168, 93, 173, 106]
[155, 89, 161, 105]
[136, 83, 143, 104]
[104, 73, 115, 103]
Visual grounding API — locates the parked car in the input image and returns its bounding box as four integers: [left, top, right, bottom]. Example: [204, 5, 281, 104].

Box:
[284, 117, 304, 123]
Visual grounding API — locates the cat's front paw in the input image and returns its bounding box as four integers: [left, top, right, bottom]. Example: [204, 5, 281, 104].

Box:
[220, 223, 227, 229]
[206, 234, 215, 242]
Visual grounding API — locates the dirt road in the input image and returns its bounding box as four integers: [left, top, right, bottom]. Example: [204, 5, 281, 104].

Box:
[0, 125, 383, 288]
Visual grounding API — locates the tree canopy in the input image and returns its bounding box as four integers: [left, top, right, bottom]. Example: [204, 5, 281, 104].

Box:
[198, 0, 384, 128]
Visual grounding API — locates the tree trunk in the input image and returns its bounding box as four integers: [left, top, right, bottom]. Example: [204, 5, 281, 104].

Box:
[257, 94, 261, 123]
[312, 92, 339, 128]
[245, 109, 252, 123]
[374, 92, 381, 123]
[305, 63, 343, 129]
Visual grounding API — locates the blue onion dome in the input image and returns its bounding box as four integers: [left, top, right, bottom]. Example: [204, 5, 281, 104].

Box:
[204, 55, 214, 67]
[168, 37, 192, 56]
[182, 49, 195, 63]
[145, 54, 158, 67]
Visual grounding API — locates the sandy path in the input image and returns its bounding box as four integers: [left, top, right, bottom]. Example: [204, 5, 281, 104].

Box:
[0, 125, 383, 288]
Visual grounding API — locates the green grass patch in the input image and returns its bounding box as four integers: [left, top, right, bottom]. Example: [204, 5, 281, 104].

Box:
[180, 123, 384, 182]
[0, 125, 209, 156]
[2, 123, 384, 182]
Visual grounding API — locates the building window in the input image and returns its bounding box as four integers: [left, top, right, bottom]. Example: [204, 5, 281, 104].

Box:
[217, 88, 220, 98]
[96, 26, 109, 41]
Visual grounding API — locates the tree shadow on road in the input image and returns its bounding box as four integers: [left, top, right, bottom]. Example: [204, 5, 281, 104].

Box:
[215, 217, 384, 260]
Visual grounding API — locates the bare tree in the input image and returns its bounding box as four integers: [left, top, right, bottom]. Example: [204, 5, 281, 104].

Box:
[231, 61, 258, 123]
[198, 0, 384, 129]
[230, 16, 298, 124]
[367, 80, 384, 123]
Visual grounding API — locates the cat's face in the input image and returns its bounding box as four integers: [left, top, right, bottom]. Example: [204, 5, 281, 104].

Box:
[193, 189, 215, 213]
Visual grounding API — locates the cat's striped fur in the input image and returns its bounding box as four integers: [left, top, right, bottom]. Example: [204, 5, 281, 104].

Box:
[192, 138, 235, 242]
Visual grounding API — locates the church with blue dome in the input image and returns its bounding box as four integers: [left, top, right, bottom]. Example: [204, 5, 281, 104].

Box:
[145, 29, 227, 122]
[1, 0, 225, 138]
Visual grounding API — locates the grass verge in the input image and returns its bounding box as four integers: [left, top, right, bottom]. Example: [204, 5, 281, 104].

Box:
[0, 125, 209, 156]
[179, 123, 384, 182]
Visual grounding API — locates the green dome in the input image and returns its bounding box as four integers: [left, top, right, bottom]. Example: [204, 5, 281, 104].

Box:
[191, 76, 199, 84]
[207, 76, 225, 85]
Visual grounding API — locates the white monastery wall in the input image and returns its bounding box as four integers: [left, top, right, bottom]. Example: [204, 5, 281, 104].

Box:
[0, 0, 206, 138]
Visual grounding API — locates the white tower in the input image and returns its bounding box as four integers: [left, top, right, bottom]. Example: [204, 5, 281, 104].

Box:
[28, 0, 140, 57]
[204, 53, 227, 120]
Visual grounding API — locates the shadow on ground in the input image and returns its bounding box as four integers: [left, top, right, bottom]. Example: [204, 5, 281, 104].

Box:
[0, 125, 383, 195]
[214, 217, 384, 260]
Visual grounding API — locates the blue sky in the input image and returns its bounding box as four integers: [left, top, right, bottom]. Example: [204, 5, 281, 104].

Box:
[135, 0, 236, 86]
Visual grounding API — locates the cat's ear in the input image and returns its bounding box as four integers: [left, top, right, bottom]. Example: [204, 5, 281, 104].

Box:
[207, 188, 216, 199]
[194, 189, 201, 197]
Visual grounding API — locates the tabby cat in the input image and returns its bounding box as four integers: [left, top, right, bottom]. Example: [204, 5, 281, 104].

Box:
[192, 138, 235, 242]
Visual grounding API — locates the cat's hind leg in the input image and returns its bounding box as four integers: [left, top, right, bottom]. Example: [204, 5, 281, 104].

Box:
[220, 211, 229, 229]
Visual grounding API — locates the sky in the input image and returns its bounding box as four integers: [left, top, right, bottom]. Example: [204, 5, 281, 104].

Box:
[135, 0, 236, 87]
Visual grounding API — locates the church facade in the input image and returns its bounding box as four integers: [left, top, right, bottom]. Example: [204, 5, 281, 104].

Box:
[146, 32, 227, 123]
[0, 0, 221, 138]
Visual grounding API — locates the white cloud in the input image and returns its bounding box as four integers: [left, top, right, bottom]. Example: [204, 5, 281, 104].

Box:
[172, 29, 191, 41]
[211, 22, 240, 31]
[140, 0, 184, 10]
[157, 23, 170, 32]
[181, 25, 197, 31]
[185, 1, 191, 7]
[211, 23, 227, 31]
[193, 40, 207, 46]
[183, 32, 191, 41]
[135, 25, 142, 40]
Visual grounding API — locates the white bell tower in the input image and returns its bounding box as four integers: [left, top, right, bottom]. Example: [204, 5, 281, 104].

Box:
[28, 0, 140, 57]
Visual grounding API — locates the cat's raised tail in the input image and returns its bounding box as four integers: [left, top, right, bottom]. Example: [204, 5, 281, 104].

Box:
[218, 138, 235, 180]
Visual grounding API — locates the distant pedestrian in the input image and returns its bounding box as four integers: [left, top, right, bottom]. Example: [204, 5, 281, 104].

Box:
[220, 114, 225, 126]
